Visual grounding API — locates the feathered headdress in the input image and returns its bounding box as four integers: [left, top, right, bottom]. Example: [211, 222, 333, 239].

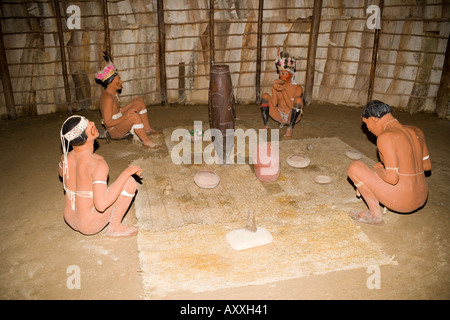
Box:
[95, 51, 117, 82]
[275, 48, 296, 74]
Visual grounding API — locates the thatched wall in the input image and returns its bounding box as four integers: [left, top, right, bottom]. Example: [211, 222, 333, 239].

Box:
[0, 0, 448, 119]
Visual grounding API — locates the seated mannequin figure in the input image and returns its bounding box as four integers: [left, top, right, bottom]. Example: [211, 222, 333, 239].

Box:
[347, 100, 431, 224]
[59, 115, 142, 237]
[95, 53, 161, 149]
[260, 50, 304, 139]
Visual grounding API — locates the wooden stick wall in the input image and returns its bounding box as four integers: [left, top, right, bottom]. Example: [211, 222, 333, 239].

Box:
[0, 0, 448, 119]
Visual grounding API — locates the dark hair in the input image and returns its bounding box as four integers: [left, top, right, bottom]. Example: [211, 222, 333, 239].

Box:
[95, 72, 118, 89]
[361, 100, 392, 118]
[62, 116, 88, 150]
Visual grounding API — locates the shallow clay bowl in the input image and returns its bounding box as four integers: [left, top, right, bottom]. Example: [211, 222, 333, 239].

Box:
[286, 154, 311, 168]
[194, 170, 220, 189]
[345, 149, 363, 160]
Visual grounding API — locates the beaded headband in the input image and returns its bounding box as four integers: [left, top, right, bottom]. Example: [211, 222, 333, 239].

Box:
[60, 116, 89, 181]
[62, 116, 88, 142]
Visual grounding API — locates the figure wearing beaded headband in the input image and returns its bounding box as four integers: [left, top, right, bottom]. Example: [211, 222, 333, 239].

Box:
[58, 115, 143, 237]
[95, 51, 161, 149]
[259, 48, 304, 139]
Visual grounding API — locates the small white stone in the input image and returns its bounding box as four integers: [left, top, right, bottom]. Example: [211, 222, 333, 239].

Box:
[314, 175, 332, 184]
[226, 227, 273, 251]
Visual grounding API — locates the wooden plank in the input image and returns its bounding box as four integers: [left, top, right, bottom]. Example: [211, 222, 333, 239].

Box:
[304, 0, 322, 105]
[367, 0, 384, 103]
[157, 0, 168, 107]
[209, 0, 215, 67]
[54, 0, 72, 113]
[436, 33, 450, 118]
[102, 0, 111, 54]
[255, 0, 264, 104]
[0, 18, 16, 120]
[178, 62, 185, 103]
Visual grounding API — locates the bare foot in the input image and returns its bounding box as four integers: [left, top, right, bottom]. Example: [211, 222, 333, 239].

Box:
[283, 128, 293, 140]
[106, 225, 138, 238]
[349, 211, 383, 225]
[146, 129, 161, 136]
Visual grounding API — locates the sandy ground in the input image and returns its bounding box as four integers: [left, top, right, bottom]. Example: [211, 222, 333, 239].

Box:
[0, 102, 449, 300]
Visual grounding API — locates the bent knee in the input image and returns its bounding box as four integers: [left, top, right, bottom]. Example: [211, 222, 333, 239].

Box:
[128, 112, 143, 124]
[347, 160, 366, 177]
[124, 176, 138, 193]
[132, 99, 146, 110]
[261, 93, 271, 101]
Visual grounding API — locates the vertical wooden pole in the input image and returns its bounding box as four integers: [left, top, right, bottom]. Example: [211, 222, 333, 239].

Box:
[208, 0, 215, 129]
[209, 0, 215, 67]
[0, 19, 16, 120]
[435, 33, 450, 118]
[367, 0, 384, 103]
[304, 0, 322, 105]
[255, 0, 264, 104]
[178, 62, 185, 103]
[157, 0, 167, 107]
[54, 0, 72, 113]
[102, 0, 111, 54]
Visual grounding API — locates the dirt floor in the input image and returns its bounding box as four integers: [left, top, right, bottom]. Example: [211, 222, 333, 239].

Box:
[0, 102, 449, 300]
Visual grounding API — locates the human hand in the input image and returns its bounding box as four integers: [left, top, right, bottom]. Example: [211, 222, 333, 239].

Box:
[121, 109, 131, 119]
[122, 109, 138, 120]
[373, 162, 384, 171]
[128, 164, 143, 178]
[273, 79, 284, 91]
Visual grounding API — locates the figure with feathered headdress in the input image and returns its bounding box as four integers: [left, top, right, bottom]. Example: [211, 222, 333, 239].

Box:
[95, 51, 162, 149]
[259, 48, 304, 139]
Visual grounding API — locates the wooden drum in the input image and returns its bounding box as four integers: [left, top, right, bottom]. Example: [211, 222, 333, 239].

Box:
[209, 65, 235, 164]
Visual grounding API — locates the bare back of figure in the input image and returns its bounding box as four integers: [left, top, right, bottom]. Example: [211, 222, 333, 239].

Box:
[347, 100, 431, 224]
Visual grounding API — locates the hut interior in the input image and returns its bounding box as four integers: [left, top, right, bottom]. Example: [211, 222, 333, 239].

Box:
[0, 0, 449, 301]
